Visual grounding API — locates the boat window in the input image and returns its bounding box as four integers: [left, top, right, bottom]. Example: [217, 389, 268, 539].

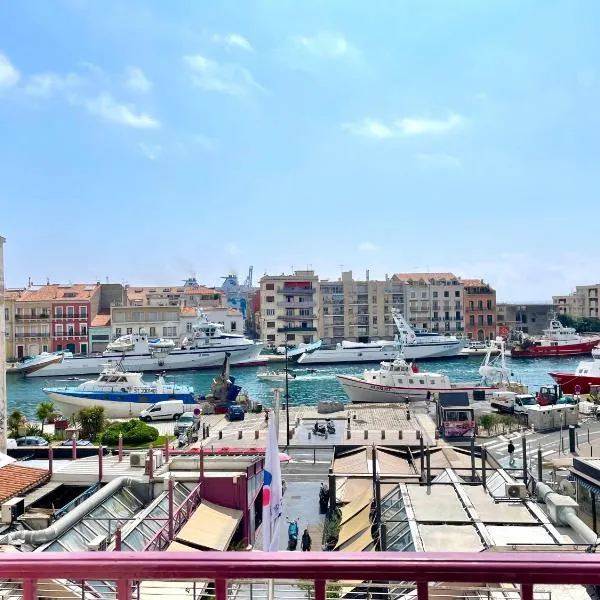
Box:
[372, 376, 376, 380]
[431, 380, 436, 384]
[117, 376, 127, 382]
[99, 376, 108, 382]
[419, 380, 425, 385]
[409, 379, 413, 384]
[108, 376, 119, 382]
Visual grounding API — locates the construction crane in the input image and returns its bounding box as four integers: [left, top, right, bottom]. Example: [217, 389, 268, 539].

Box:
[243, 266, 253, 290]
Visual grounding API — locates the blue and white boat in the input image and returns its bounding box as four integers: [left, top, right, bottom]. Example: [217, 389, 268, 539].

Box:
[43, 362, 196, 419]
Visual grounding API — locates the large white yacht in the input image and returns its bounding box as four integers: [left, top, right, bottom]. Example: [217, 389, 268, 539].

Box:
[28, 312, 265, 377]
[297, 309, 463, 364]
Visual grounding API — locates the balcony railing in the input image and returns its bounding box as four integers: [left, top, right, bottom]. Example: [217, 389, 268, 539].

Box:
[277, 314, 318, 321]
[277, 326, 318, 332]
[277, 287, 316, 294]
[14, 332, 50, 338]
[276, 301, 314, 309]
[15, 314, 50, 320]
[54, 314, 88, 320]
[0, 552, 598, 600]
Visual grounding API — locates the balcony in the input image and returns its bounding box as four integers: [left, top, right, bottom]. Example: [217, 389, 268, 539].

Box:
[276, 301, 314, 309]
[0, 551, 596, 600]
[277, 314, 317, 321]
[277, 326, 318, 332]
[54, 314, 88, 320]
[15, 314, 50, 320]
[54, 333, 88, 339]
[14, 332, 50, 339]
[277, 287, 315, 295]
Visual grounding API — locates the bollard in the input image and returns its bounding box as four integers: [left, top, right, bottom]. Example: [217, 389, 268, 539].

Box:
[380, 430, 385, 440]
[48, 445, 53, 476]
[347, 430, 351, 439]
[569, 426, 576, 453]
[71, 434, 77, 461]
[255, 430, 259, 439]
[219, 430, 223, 440]
[238, 430, 243, 440]
[118, 432, 123, 463]
[308, 431, 311, 440]
[416, 430, 421, 440]
[406, 409, 411, 421]
[364, 430, 368, 440]
[537, 446, 543, 482]
[398, 430, 403, 440]
[98, 446, 103, 483]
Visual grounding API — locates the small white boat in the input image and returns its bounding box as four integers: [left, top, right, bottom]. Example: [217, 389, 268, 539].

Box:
[460, 340, 501, 357]
[256, 369, 297, 382]
[6, 352, 63, 375]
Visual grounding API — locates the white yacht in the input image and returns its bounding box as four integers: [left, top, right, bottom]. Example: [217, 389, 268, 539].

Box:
[297, 309, 463, 364]
[28, 312, 265, 377]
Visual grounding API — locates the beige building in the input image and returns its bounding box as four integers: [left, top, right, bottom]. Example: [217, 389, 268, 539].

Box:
[392, 272, 464, 334]
[125, 283, 223, 309]
[13, 289, 53, 357]
[3, 289, 24, 360]
[554, 284, 599, 319]
[111, 305, 183, 341]
[259, 271, 319, 347]
[318, 271, 406, 345]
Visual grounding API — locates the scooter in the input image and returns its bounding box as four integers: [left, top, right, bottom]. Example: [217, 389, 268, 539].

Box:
[326, 420, 336, 434]
[313, 422, 327, 436]
[287, 519, 299, 551]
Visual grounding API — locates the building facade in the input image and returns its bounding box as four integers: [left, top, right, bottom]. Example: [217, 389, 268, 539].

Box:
[318, 271, 406, 345]
[462, 279, 497, 341]
[496, 303, 553, 336]
[259, 271, 319, 347]
[553, 284, 600, 319]
[3, 289, 24, 360]
[125, 282, 223, 309]
[111, 306, 182, 341]
[392, 273, 464, 334]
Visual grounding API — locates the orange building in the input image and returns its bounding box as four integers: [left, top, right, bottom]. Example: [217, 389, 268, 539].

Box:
[463, 279, 497, 341]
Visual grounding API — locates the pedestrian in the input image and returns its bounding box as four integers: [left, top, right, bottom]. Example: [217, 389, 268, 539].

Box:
[301, 528, 312, 552]
[507, 440, 515, 466]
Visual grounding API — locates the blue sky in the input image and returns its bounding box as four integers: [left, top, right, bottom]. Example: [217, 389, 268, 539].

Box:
[1, 0, 599, 301]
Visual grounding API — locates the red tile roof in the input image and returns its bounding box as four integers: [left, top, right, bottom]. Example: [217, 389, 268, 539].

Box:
[3, 289, 25, 301]
[393, 272, 457, 282]
[91, 313, 111, 327]
[19, 284, 99, 302]
[462, 278, 485, 286]
[180, 307, 197, 316]
[0, 464, 50, 504]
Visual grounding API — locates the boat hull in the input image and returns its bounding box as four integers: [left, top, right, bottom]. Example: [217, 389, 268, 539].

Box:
[336, 374, 492, 403]
[27, 343, 264, 377]
[511, 339, 599, 358]
[548, 373, 600, 395]
[297, 341, 463, 365]
[7, 354, 63, 375]
[45, 390, 197, 419]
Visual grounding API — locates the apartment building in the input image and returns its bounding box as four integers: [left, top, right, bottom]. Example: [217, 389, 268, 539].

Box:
[259, 271, 319, 347]
[497, 303, 553, 336]
[553, 284, 600, 319]
[462, 279, 497, 340]
[392, 273, 464, 333]
[318, 271, 406, 345]
[111, 305, 183, 341]
[3, 289, 25, 360]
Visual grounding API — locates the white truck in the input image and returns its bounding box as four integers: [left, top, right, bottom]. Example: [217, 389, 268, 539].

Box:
[490, 391, 537, 415]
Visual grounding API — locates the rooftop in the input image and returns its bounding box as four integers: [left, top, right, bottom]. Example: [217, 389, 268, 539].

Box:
[19, 283, 99, 302]
[392, 272, 458, 283]
[0, 464, 49, 504]
[90, 313, 111, 327]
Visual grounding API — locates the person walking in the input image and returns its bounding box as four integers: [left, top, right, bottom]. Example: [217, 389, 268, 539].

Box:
[301, 528, 312, 552]
[507, 440, 515, 466]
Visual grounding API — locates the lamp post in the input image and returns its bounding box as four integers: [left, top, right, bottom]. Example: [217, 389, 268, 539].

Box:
[284, 335, 290, 447]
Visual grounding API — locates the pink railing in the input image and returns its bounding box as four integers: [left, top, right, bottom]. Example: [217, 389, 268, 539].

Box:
[0, 552, 599, 600]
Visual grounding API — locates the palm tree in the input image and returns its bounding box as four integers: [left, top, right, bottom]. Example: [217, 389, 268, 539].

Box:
[35, 401, 57, 434]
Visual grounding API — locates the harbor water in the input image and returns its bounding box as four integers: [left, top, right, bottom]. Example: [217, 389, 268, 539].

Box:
[6, 355, 583, 419]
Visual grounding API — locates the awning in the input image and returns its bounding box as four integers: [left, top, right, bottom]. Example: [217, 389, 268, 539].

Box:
[175, 500, 243, 551]
[335, 504, 372, 549]
[340, 489, 372, 525]
[572, 471, 600, 496]
[166, 541, 200, 552]
[334, 449, 368, 474]
[338, 527, 375, 552]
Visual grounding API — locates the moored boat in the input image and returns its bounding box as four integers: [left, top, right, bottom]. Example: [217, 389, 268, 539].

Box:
[510, 319, 600, 358]
[43, 362, 196, 418]
[6, 352, 63, 376]
[256, 369, 297, 382]
[549, 359, 600, 395]
[460, 340, 501, 357]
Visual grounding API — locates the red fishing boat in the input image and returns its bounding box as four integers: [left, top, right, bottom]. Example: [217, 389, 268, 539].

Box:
[509, 319, 600, 358]
[549, 356, 600, 394]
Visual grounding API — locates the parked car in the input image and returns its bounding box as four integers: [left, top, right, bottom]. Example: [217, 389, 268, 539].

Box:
[174, 412, 200, 436]
[60, 439, 93, 447]
[15, 436, 48, 447]
[226, 404, 245, 422]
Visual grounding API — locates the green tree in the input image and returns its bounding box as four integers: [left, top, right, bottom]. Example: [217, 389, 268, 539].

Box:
[478, 414, 496, 435]
[8, 410, 24, 438]
[77, 406, 106, 441]
[35, 401, 57, 433]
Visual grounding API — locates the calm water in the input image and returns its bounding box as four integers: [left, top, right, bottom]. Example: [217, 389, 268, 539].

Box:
[6, 355, 583, 419]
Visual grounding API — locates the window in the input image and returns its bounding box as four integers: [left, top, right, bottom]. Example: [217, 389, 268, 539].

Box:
[487, 300, 493, 310]
[421, 292, 427, 299]
[455, 301, 461, 309]
[323, 307, 329, 315]
[478, 315, 484, 326]
[455, 291, 460, 297]
[162, 326, 177, 337]
[455, 311, 461, 320]
[149, 327, 156, 337]
[487, 315, 494, 326]
[55, 307, 63, 318]
[79, 306, 87, 318]
[67, 326, 74, 336]
[126, 328, 133, 335]
[372, 316, 377, 325]
[478, 300, 483, 310]
[372, 296, 377, 304]
[286, 334, 295, 341]
[432, 291, 438, 298]
[267, 334, 276, 342]
[266, 308, 275, 316]
[266, 283, 274, 290]
[469, 301, 474, 310]
[185, 322, 192, 333]
[303, 336, 312, 344]
[286, 308, 295, 316]
[266, 296, 274, 303]
[67, 306, 74, 318]
[444, 312, 450, 320]
[115, 328, 122, 336]
[56, 324, 63, 336]
[444, 291, 449, 298]
[410, 292, 416, 299]
[80, 325, 87, 336]
[80, 343, 87, 354]
[267, 321, 275, 328]
[231, 322, 237, 331]
[469, 316, 475, 326]
[299, 308, 311, 316]
[56, 344, 62, 351]
[42, 345, 48, 352]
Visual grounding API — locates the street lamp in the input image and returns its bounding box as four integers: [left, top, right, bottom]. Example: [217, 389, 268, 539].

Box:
[284, 334, 290, 447]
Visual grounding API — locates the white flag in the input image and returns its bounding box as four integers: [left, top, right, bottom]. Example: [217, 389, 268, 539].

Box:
[262, 416, 283, 552]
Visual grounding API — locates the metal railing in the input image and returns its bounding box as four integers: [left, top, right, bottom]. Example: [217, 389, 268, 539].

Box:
[0, 552, 598, 600]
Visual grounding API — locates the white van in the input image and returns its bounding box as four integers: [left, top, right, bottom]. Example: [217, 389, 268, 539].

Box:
[140, 400, 185, 422]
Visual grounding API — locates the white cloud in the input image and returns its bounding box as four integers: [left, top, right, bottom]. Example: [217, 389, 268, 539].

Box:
[138, 143, 164, 160]
[357, 241, 379, 252]
[395, 113, 463, 136]
[344, 113, 464, 139]
[416, 153, 462, 169]
[23, 72, 84, 98]
[342, 119, 396, 139]
[212, 33, 253, 53]
[0, 53, 20, 88]
[124, 67, 152, 93]
[292, 32, 360, 60]
[84, 93, 160, 128]
[184, 54, 265, 95]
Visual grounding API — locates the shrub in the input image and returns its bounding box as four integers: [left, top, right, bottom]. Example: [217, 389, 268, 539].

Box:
[24, 425, 52, 442]
[8, 410, 25, 438]
[77, 406, 107, 441]
[100, 420, 159, 446]
[477, 413, 497, 435]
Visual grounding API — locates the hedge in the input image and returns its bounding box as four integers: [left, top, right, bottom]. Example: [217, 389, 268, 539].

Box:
[100, 419, 159, 446]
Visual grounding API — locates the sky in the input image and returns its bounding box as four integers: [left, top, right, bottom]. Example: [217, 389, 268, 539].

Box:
[1, 0, 600, 302]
